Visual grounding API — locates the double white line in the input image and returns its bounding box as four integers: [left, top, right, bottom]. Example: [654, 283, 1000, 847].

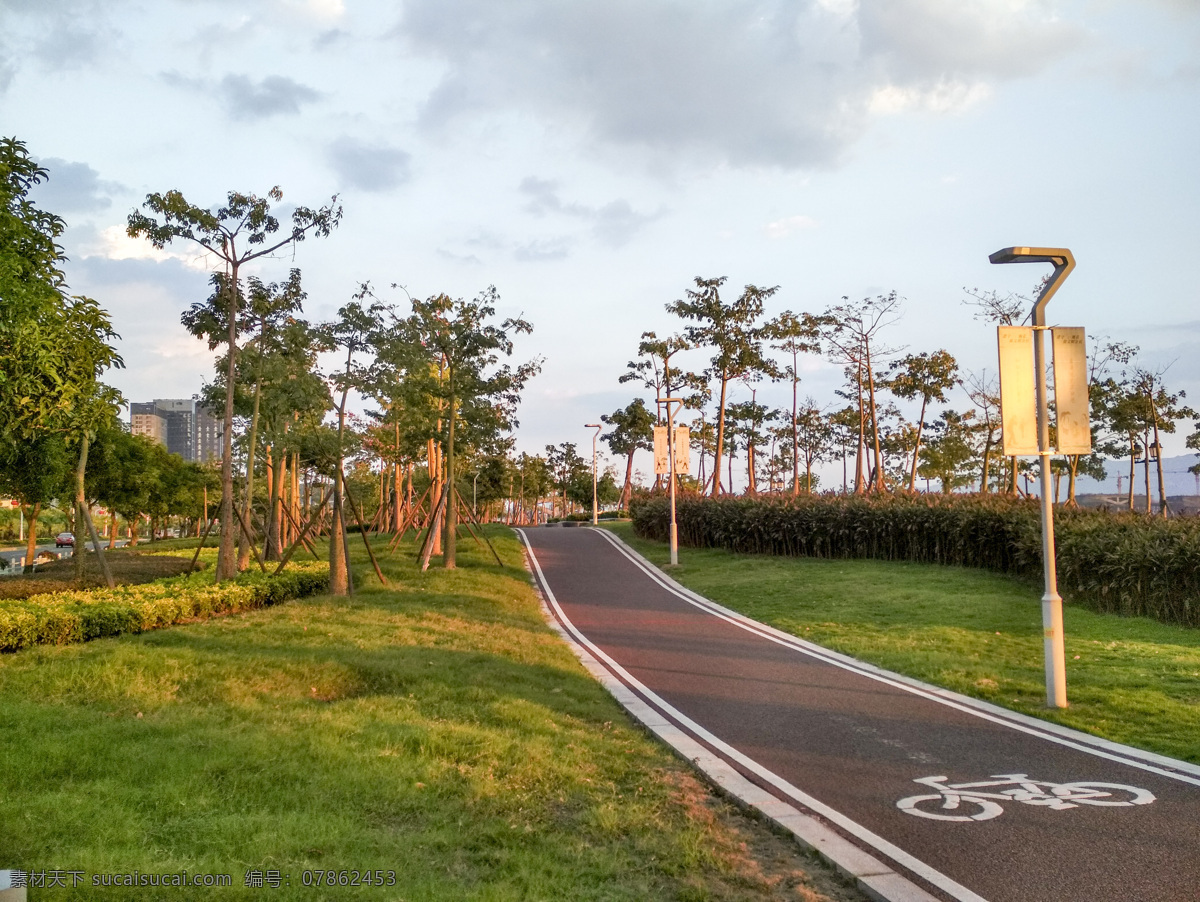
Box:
[518, 527, 983, 902]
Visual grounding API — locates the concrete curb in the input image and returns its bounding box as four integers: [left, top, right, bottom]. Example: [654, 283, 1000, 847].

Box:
[518, 534, 942, 902]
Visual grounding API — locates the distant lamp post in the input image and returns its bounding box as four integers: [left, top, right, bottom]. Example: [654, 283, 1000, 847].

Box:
[586, 424, 602, 525]
[655, 398, 688, 566]
[990, 246, 1077, 710]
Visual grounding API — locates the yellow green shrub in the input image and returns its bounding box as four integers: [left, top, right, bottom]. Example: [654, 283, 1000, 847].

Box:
[0, 564, 329, 652]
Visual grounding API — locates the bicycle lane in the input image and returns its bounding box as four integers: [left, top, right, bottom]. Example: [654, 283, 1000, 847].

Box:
[518, 526, 1200, 902]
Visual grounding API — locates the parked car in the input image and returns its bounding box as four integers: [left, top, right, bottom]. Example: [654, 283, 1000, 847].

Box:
[55, 532, 75, 547]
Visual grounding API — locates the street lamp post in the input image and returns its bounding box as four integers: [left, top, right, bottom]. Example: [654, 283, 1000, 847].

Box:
[990, 246, 1075, 709]
[657, 398, 685, 566]
[585, 424, 602, 525]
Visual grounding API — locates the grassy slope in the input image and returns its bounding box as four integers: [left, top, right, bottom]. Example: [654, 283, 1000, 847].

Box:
[0, 528, 863, 901]
[604, 522, 1200, 765]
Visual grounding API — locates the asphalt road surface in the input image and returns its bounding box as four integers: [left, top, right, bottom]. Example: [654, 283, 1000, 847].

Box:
[519, 526, 1200, 902]
[0, 540, 129, 569]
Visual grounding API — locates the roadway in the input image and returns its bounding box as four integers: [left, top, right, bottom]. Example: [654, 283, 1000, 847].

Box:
[0, 539, 129, 569]
[519, 526, 1200, 902]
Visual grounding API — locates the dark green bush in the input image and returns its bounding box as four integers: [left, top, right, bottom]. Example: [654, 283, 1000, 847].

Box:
[630, 494, 1200, 627]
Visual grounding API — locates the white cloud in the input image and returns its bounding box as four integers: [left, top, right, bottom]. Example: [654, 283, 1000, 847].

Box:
[87, 226, 214, 272]
[398, 0, 1083, 170]
[764, 215, 818, 238]
[867, 80, 992, 115]
[278, 0, 345, 22]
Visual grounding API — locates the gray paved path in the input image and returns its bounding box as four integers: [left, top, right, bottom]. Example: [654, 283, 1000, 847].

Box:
[520, 526, 1200, 902]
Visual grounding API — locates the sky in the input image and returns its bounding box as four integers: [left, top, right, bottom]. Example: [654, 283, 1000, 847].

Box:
[3, 0, 1199, 489]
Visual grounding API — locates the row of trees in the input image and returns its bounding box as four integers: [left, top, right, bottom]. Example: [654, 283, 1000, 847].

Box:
[3, 137, 552, 588]
[595, 276, 1200, 515]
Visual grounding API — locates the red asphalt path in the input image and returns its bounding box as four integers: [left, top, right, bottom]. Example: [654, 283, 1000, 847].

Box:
[519, 526, 1200, 902]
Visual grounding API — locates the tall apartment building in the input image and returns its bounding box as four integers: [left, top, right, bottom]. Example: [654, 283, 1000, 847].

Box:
[128, 399, 223, 463]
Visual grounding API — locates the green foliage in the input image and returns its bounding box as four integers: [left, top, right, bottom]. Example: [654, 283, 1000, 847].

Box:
[0, 139, 123, 442]
[631, 493, 1200, 627]
[0, 561, 328, 652]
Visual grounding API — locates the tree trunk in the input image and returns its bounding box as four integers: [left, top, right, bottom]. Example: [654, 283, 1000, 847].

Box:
[791, 351, 800, 496]
[908, 395, 928, 492]
[237, 365, 264, 572]
[23, 502, 40, 573]
[855, 359, 866, 493]
[216, 264, 240, 582]
[980, 431, 993, 494]
[712, 370, 729, 496]
[265, 446, 282, 561]
[622, 450, 635, 510]
[1153, 418, 1169, 517]
[864, 342, 885, 493]
[444, 365, 457, 569]
[1127, 439, 1136, 510]
[746, 439, 757, 495]
[1143, 436, 1152, 514]
[329, 350, 353, 596]
[73, 433, 90, 582]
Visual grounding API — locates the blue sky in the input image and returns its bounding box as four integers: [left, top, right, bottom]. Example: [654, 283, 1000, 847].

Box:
[4, 0, 1198, 487]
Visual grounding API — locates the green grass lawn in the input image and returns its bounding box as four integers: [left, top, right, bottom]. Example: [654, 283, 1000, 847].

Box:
[0, 527, 863, 901]
[603, 522, 1200, 765]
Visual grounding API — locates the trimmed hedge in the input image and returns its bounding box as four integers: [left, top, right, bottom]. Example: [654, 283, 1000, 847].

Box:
[631, 494, 1200, 627]
[0, 563, 329, 652]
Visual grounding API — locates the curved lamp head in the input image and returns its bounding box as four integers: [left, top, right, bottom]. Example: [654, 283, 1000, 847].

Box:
[989, 246, 1075, 325]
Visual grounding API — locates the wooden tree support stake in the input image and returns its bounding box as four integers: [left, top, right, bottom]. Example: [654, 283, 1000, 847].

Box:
[456, 495, 504, 567]
[189, 516, 217, 573]
[273, 489, 332, 576]
[82, 504, 115, 588]
[387, 484, 433, 554]
[417, 484, 449, 572]
[233, 502, 268, 573]
[341, 470, 389, 587]
[279, 503, 319, 558]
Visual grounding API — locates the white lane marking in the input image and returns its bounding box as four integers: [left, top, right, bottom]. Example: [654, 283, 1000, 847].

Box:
[518, 528, 990, 902]
[590, 527, 1200, 789]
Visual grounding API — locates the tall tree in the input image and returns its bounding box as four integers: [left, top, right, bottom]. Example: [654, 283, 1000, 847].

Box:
[322, 291, 385, 593]
[884, 349, 959, 491]
[405, 288, 539, 568]
[821, 293, 902, 493]
[618, 331, 692, 422]
[725, 392, 778, 495]
[917, 410, 980, 493]
[128, 186, 341, 581]
[1129, 368, 1194, 517]
[601, 398, 655, 510]
[765, 310, 823, 496]
[667, 277, 778, 496]
[793, 400, 834, 494]
[963, 371, 1002, 492]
